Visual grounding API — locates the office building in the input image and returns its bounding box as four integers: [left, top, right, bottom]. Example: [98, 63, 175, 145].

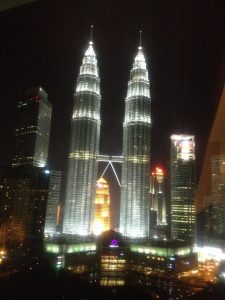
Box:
[150, 166, 167, 225]
[93, 177, 110, 235]
[120, 41, 151, 238]
[9, 167, 51, 248]
[170, 135, 196, 241]
[11, 86, 52, 168]
[63, 39, 101, 235]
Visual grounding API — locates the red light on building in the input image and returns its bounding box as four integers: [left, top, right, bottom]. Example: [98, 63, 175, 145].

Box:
[151, 166, 165, 176]
[156, 167, 164, 175]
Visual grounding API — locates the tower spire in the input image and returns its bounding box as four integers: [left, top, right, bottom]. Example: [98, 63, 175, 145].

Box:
[90, 25, 94, 45]
[139, 30, 142, 50]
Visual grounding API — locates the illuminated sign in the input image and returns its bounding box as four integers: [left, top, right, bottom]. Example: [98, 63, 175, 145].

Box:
[110, 239, 119, 248]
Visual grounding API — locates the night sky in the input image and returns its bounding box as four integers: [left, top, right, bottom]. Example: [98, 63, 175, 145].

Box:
[0, 1, 224, 226]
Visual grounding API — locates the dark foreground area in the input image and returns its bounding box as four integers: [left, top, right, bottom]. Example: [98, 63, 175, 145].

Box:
[1, 261, 225, 299]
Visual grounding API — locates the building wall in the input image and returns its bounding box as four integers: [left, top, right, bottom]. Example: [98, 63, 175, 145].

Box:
[197, 85, 225, 239]
[44, 170, 62, 237]
[0, 176, 14, 245]
[10, 168, 50, 248]
[150, 167, 167, 226]
[210, 155, 225, 238]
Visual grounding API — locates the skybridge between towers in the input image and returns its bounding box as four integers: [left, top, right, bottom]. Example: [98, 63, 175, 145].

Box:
[97, 154, 124, 188]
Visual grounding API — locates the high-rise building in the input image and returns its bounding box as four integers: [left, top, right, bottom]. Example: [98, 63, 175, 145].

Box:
[12, 87, 52, 168]
[0, 86, 62, 249]
[44, 170, 62, 237]
[120, 42, 151, 238]
[170, 135, 196, 241]
[63, 39, 101, 235]
[93, 177, 110, 235]
[9, 167, 51, 248]
[150, 166, 167, 225]
[1, 168, 61, 248]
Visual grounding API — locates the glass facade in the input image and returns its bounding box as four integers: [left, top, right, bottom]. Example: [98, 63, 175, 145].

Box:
[120, 46, 151, 238]
[63, 41, 101, 235]
[170, 135, 196, 241]
[12, 87, 52, 168]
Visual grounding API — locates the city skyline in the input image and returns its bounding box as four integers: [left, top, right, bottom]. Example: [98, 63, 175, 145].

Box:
[0, 1, 224, 224]
[1, 2, 225, 299]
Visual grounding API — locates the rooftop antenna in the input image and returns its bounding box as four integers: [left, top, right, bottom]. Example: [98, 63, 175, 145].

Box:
[139, 30, 142, 50]
[90, 25, 94, 44]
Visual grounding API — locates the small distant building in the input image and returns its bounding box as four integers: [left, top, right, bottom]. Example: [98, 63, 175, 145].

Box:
[150, 166, 167, 225]
[93, 177, 110, 235]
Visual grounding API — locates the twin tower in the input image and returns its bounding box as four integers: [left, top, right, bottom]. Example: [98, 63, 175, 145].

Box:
[63, 36, 151, 238]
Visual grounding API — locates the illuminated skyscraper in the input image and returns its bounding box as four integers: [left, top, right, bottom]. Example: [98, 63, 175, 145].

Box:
[120, 40, 151, 238]
[93, 177, 110, 235]
[150, 166, 167, 225]
[63, 38, 101, 235]
[12, 87, 52, 168]
[170, 135, 196, 241]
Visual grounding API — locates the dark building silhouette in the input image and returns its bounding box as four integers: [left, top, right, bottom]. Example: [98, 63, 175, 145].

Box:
[197, 84, 225, 241]
[12, 87, 52, 168]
